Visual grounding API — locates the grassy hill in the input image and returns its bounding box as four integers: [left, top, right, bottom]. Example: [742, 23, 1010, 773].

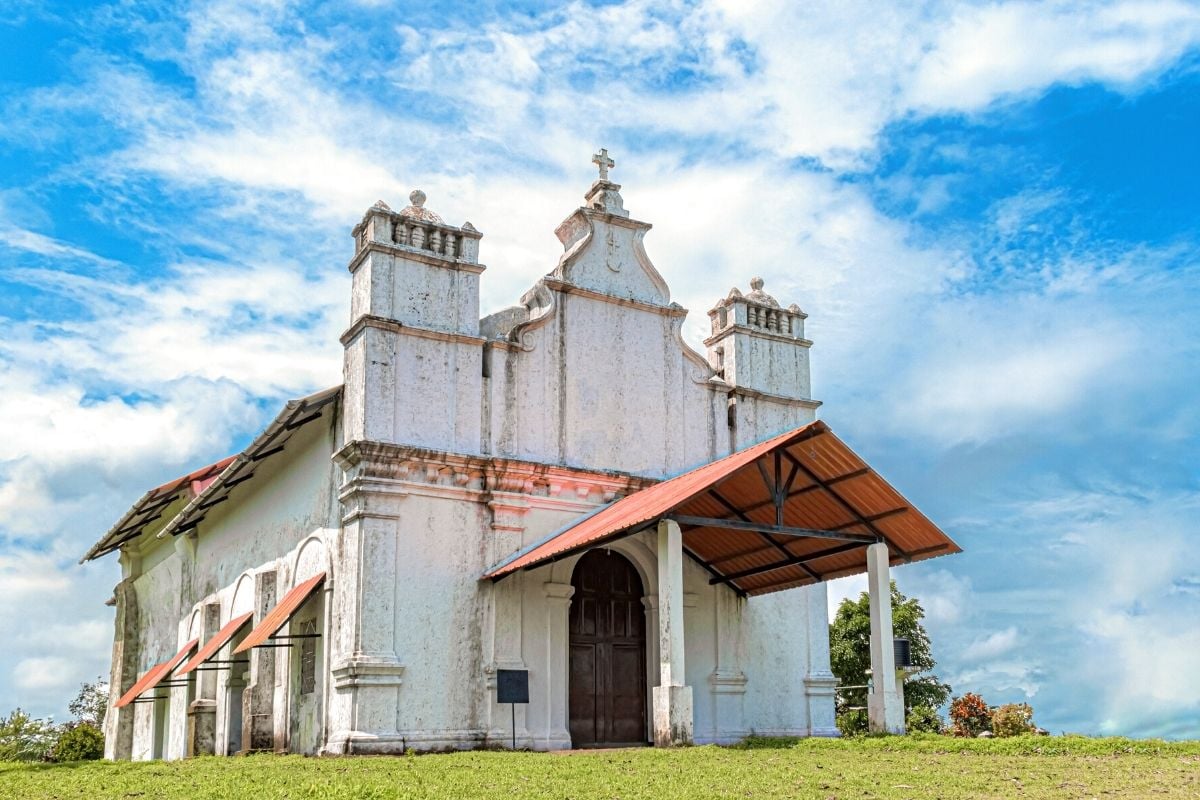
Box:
[3, 735, 1198, 799]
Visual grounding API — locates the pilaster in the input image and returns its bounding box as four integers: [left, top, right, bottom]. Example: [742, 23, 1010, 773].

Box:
[710, 586, 747, 743]
[543, 581, 575, 749]
[186, 602, 222, 756]
[803, 582, 840, 737]
[241, 571, 277, 752]
[105, 577, 139, 760]
[326, 465, 406, 754]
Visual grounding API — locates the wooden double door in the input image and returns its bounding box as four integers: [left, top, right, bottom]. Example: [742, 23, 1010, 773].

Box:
[568, 549, 648, 747]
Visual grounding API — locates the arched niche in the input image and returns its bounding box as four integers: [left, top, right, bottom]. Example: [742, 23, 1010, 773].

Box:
[230, 572, 256, 618]
[292, 535, 331, 585]
[186, 609, 202, 640]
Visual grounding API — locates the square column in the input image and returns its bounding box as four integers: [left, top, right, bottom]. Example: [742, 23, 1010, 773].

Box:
[187, 602, 222, 756]
[652, 519, 693, 746]
[866, 542, 905, 734]
[242, 571, 277, 752]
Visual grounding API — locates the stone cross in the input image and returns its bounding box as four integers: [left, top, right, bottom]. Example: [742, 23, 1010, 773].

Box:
[592, 148, 614, 181]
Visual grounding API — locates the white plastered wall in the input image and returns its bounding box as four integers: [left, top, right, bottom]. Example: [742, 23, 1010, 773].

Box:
[122, 414, 341, 761]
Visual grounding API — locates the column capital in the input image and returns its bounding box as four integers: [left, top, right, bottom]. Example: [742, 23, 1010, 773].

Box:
[543, 581, 575, 603]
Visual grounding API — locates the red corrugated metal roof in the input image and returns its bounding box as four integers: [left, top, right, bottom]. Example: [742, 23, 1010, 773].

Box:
[79, 455, 236, 563]
[83, 385, 342, 563]
[176, 612, 253, 675]
[484, 420, 960, 596]
[113, 638, 198, 708]
[152, 455, 237, 495]
[234, 573, 326, 653]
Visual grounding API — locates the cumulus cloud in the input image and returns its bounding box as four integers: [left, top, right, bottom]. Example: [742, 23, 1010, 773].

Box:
[908, 0, 1200, 111]
[13, 658, 78, 692]
[963, 627, 1020, 662]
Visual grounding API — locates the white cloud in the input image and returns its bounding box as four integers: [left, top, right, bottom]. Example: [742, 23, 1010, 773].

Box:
[13, 658, 77, 692]
[908, 1, 1200, 112]
[908, 569, 974, 626]
[0, 226, 119, 267]
[0, 551, 70, 599]
[962, 627, 1020, 661]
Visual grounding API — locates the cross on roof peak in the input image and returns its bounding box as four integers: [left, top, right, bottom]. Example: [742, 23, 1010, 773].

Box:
[592, 148, 615, 181]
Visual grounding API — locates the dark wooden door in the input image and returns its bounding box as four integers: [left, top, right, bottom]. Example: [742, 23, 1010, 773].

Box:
[569, 549, 647, 747]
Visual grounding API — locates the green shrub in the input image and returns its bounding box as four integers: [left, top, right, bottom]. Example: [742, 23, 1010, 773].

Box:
[836, 708, 868, 736]
[991, 702, 1037, 738]
[52, 723, 104, 762]
[906, 705, 944, 734]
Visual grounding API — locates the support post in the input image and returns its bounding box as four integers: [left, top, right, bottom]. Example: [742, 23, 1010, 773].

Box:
[866, 542, 905, 734]
[652, 519, 693, 746]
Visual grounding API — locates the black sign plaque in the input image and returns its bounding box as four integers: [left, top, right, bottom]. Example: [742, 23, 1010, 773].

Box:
[496, 669, 529, 704]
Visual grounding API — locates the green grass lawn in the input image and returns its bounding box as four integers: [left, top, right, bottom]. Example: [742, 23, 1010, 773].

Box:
[3, 736, 1198, 799]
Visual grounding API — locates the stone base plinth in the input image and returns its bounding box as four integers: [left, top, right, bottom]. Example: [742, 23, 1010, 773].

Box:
[186, 700, 217, 757]
[867, 690, 905, 734]
[652, 684, 694, 746]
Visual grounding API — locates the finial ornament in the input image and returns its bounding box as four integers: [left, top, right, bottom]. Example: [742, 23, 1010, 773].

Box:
[745, 277, 779, 307]
[592, 148, 615, 181]
[398, 189, 443, 223]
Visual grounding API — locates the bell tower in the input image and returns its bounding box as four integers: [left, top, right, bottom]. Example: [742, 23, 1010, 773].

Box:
[341, 191, 486, 454]
[705, 278, 813, 402]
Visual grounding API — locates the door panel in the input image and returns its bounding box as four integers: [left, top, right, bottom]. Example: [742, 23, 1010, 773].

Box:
[568, 550, 647, 747]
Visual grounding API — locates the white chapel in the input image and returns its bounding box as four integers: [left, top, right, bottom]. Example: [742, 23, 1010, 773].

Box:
[83, 153, 959, 760]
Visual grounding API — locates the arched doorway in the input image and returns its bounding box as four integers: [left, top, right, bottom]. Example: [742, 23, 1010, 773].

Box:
[568, 549, 647, 747]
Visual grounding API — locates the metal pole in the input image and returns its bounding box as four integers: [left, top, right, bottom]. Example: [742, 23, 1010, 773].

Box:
[511, 703, 516, 750]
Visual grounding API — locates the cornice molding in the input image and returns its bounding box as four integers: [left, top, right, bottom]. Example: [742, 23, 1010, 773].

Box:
[347, 240, 487, 276]
[340, 315, 487, 348]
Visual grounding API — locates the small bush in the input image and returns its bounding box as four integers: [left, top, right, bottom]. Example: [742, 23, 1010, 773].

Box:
[949, 692, 991, 737]
[52, 723, 104, 762]
[836, 708, 868, 736]
[0, 709, 58, 762]
[991, 703, 1037, 738]
[906, 705, 944, 734]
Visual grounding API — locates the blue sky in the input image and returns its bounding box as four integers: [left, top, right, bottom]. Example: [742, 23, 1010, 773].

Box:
[1, 0, 1198, 738]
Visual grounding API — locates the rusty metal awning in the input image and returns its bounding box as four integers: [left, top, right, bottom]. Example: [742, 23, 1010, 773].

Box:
[176, 612, 254, 675]
[483, 420, 960, 597]
[234, 573, 326, 653]
[113, 638, 199, 708]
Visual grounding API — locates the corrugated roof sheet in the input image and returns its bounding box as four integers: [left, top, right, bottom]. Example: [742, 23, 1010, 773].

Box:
[234, 573, 326, 653]
[155, 386, 342, 542]
[484, 420, 960, 596]
[81, 385, 341, 563]
[113, 638, 198, 708]
[80, 457, 236, 563]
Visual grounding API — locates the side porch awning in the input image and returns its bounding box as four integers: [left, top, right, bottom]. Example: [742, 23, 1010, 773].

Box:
[113, 638, 199, 708]
[234, 572, 326, 653]
[483, 420, 960, 597]
[176, 612, 254, 675]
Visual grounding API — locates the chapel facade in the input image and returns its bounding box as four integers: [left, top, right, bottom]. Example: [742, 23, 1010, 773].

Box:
[85, 155, 958, 759]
